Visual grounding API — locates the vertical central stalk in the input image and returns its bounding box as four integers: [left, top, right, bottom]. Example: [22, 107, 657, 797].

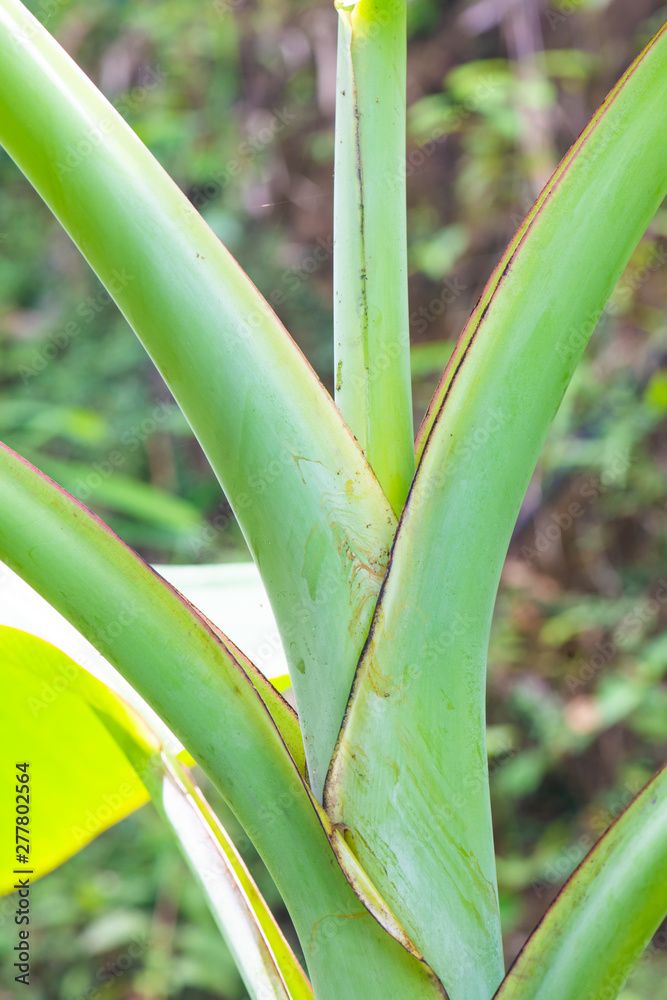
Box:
[333, 0, 414, 516]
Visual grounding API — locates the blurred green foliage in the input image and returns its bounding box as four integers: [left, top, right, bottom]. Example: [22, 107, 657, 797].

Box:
[0, 777, 295, 999]
[1, 0, 667, 995]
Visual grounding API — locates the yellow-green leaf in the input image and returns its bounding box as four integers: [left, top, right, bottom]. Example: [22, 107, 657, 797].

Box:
[0, 626, 150, 893]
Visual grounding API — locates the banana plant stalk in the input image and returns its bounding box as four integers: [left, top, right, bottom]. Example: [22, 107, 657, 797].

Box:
[0, 0, 397, 803]
[333, 0, 414, 513]
[0, 3, 666, 1000]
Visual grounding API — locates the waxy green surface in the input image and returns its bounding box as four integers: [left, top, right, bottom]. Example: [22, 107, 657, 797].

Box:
[326, 21, 667, 1000]
[0, 444, 446, 1000]
[0, 0, 396, 800]
[494, 765, 667, 1000]
[333, 0, 414, 513]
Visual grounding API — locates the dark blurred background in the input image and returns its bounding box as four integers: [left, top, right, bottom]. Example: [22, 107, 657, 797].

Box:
[1, 0, 667, 996]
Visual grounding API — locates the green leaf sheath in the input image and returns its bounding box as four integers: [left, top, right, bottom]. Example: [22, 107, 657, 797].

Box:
[176, 596, 308, 781]
[154, 753, 315, 1000]
[0, 446, 447, 1000]
[416, 18, 667, 457]
[326, 20, 667, 1000]
[494, 765, 667, 1000]
[333, 0, 414, 514]
[0, 0, 396, 800]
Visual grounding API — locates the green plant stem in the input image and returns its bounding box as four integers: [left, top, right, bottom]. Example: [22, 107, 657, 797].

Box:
[494, 764, 667, 1000]
[153, 752, 315, 1000]
[333, 0, 414, 514]
[0, 0, 398, 801]
[0, 443, 446, 1000]
[326, 19, 667, 1000]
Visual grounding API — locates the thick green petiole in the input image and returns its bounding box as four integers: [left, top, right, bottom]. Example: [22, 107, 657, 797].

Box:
[0, 443, 447, 1000]
[326, 18, 667, 1000]
[333, 0, 414, 514]
[494, 764, 667, 1000]
[0, 0, 398, 800]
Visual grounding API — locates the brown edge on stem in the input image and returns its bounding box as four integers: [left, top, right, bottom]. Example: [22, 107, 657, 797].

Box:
[324, 16, 667, 813]
[1, 442, 448, 984]
[491, 761, 667, 997]
[414, 15, 667, 459]
[321, 16, 667, 960]
[0, 440, 305, 780]
[311, 797, 450, 997]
